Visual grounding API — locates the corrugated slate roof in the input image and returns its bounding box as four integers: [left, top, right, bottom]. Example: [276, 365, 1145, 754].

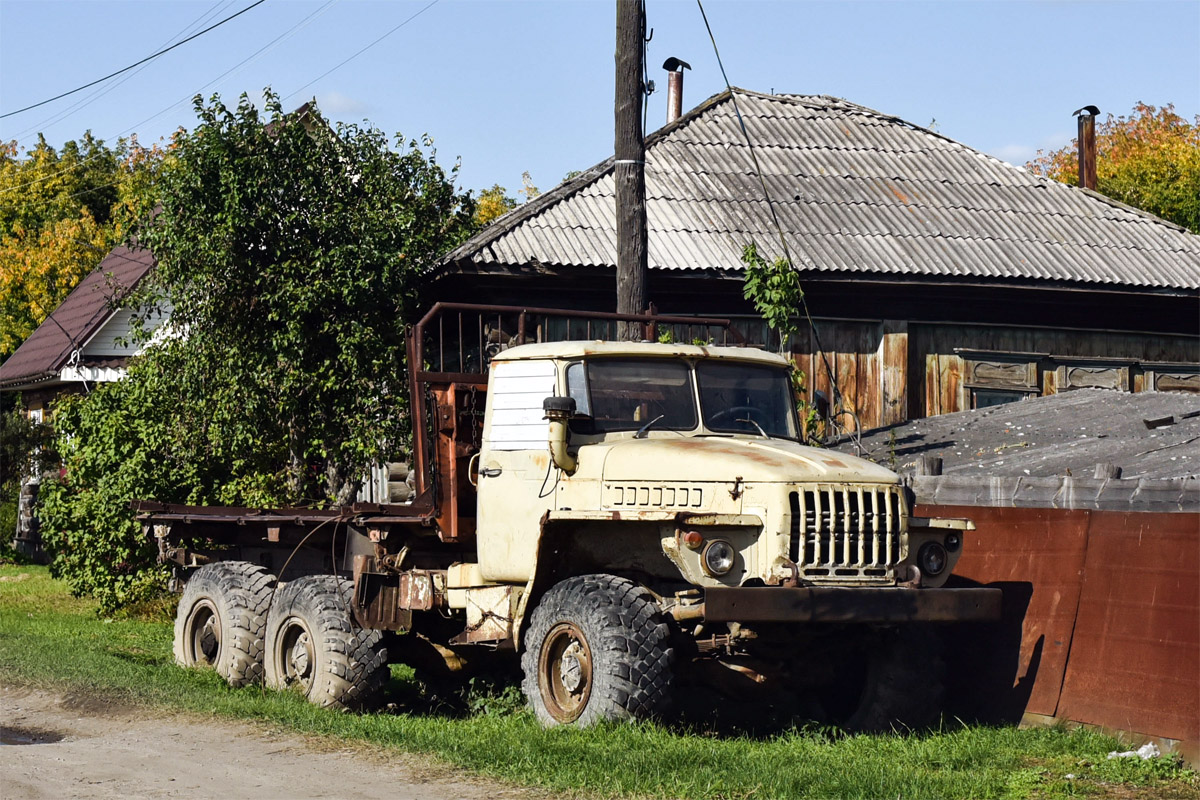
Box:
[0, 245, 155, 389]
[839, 388, 1200, 481]
[444, 89, 1200, 291]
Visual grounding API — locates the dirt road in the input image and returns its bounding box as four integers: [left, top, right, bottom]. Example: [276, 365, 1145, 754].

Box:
[1, 684, 556, 800]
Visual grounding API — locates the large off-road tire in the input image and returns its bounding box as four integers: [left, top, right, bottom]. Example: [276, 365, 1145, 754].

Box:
[263, 575, 388, 711]
[173, 561, 276, 687]
[837, 625, 946, 733]
[521, 574, 674, 727]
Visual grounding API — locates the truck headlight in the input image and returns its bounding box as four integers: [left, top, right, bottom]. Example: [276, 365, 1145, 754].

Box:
[702, 539, 736, 576]
[918, 542, 948, 577]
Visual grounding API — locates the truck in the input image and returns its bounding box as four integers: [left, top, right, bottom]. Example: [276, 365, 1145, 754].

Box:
[138, 303, 1000, 730]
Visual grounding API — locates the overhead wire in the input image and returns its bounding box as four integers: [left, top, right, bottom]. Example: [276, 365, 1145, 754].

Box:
[0, 0, 268, 119]
[0, 0, 338, 199]
[694, 0, 856, 450]
[10, 1, 236, 141]
[283, 0, 442, 104]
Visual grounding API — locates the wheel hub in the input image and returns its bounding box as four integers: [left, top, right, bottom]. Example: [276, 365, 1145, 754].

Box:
[186, 601, 221, 666]
[539, 622, 593, 723]
[559, 641, 585, 693]
[198, 617, 219, 661]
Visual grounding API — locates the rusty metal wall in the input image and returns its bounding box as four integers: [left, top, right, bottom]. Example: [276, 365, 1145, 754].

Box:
[919, 503, 1200, 758]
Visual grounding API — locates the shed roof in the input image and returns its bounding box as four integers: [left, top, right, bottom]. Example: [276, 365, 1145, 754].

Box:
[841, 388, 1200, 481]
[0, 245, 155, 390]
[443, 89, 1200, 292]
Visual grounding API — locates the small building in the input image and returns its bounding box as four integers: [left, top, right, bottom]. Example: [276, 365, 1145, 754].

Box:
[0, 244, 159, 558]
[436, 88, 1200, 428]
[0, 245, 158, 414]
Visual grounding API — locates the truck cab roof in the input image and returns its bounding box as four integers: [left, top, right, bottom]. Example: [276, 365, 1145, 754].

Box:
[490, 340, 789, 366]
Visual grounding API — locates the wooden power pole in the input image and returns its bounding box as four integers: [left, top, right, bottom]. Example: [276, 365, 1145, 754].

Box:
[615, 0, 647, 337]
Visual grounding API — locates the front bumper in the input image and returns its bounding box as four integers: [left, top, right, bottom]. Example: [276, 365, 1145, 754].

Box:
[700, 586, 1003, 624]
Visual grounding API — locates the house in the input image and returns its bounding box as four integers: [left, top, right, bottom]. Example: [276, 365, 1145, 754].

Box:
[0, 244, 159, 415]
[436, 88, 1200, 428]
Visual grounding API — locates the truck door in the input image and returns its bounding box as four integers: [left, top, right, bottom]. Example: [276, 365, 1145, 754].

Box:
[475, 358, 558, 582]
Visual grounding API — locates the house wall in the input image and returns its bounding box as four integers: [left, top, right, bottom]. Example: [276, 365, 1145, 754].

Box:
[80, 304, 171, 357]
[429, 269, 1200, 430]
[774, 318, 1198, 431]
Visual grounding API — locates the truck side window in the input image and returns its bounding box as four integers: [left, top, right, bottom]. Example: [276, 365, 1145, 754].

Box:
[566, 362, 590, 417]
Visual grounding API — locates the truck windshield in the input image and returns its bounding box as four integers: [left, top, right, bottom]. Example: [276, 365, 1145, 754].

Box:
[696, 361, 799, 439]
[568, 359, 697, 434]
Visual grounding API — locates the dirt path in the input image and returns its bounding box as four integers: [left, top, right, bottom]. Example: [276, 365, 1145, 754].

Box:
[1, 684, 559, 800]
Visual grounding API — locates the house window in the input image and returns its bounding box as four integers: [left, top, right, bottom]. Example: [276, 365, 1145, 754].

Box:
[28, 407, 43, 424]
[955, 348, 1044, 411]
[971, 388, 1032, 409]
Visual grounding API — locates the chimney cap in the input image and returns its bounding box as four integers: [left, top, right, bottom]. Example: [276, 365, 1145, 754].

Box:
[1073, 105, 1100, 117]
[662, 57, 691, 72]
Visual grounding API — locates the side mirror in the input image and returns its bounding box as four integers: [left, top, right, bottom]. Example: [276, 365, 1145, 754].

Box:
[543, 396, 578, 473]
[813, 390, 830, 421]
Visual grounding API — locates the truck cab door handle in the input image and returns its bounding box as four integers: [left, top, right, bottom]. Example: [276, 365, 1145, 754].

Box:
[480, 467, 502, 478]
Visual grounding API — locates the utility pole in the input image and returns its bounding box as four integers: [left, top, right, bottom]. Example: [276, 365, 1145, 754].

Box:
[615, 0, 647, 338]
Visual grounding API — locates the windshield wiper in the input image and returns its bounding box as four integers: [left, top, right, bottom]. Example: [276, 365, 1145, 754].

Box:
[737, 417, 771, 439]
[634, 414, 665, 439]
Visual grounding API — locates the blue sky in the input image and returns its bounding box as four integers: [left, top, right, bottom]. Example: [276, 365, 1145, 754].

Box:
[2, 0, 1197, 195]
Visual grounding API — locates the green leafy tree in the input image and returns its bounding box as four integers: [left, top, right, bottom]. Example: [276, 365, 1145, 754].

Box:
[138, 91, 475, 503]
[1027, 102, 1200, 233]
[38, 90, 474, 609]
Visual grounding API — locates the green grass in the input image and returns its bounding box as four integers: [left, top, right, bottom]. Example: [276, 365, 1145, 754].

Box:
[1, 564, 1196, 800]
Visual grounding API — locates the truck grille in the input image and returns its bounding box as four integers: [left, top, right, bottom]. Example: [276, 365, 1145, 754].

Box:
[789, 486, 906, 581]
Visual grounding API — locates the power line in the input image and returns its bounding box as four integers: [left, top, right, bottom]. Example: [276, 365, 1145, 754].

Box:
[694, 0, 849, 435]
[0, 0, 268, 120]
[11, 1, 235, 141]
[284, 0, 442, 103]
[1, 1, 336, 199]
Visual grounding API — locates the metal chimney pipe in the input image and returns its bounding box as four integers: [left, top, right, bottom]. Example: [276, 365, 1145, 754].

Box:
[662, 57, 691, 124]
[1074, 105, 1100, 190]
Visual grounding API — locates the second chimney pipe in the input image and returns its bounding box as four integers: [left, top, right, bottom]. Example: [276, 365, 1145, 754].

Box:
[1075, 105, 1099, 191]
[663, 57, 691, 124]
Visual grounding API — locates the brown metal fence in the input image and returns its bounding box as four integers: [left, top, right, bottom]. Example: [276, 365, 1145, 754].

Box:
[919, 504, 1199, 763]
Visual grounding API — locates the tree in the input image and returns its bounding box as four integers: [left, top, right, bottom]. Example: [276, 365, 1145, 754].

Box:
[0, 134, 162, 358]
[1027, 102, 1200, 234]
[472, 172, 540, 227]
[741, 242, 801, 353]
[136, 91, 476, 504]
[475, 184, 517, 226]
[38, 90, 475, 609]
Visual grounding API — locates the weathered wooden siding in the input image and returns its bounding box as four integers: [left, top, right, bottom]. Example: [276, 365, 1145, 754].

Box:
[909, 324, 1199, 420]
[775, 317, 1198, 429]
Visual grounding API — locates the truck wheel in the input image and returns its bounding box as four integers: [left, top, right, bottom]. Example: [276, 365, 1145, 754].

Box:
[263, 575, 388, 710]
[173, 561, 276, 687]
[838, 626, 945, 733]
[521, 574, 674, 727]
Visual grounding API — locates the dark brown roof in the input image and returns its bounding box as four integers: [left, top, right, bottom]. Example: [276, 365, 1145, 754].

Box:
[0, 245, 155, 389]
